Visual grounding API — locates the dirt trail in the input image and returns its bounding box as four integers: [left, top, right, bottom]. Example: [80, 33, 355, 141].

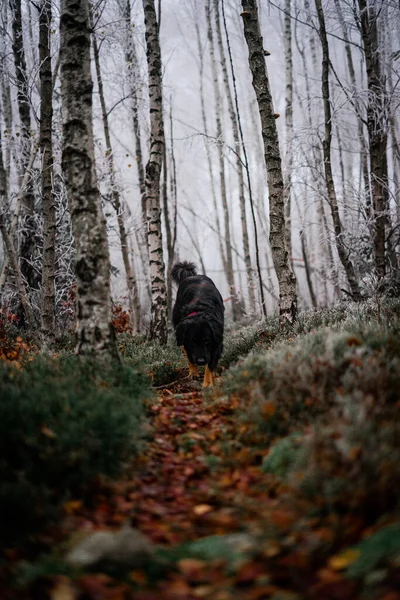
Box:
[116, 383, 268, 546]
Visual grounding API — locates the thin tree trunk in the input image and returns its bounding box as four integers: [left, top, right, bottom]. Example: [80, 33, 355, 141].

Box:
[169, 100, 178, 263]
[385, 18, 400, 255]
[162, 136, 173, 318]
[300, 229, 317, 308]
[358, 0, 389, 280]
[60, 0, 118, 358]
[0, 128, 6, 201]
[10, 0, 38, 290]
[0, 138, 40, 292]
[39, 0, 56, 344]
[193, 9, 226, 274]
[241, 0, 297, 326]
[0, 215, 35, 329]
[314, 0, 362, 301]
[142, 0, 168, 344]
[333, 0, 370, 213]
[91, 18, 141, 334]
[165, 99, 178, 319]
[0, 11, 12, 190]
[206, 0, 238, 321]
[283, 0, 293, 265]
[297, 0, 340, 299]
[122, 0, 150, 300]
[214, 0, 255, 315]
[221, 0, 265, 318]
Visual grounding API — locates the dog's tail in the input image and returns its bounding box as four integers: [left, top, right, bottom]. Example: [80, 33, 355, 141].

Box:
[171, 261, 197, 284]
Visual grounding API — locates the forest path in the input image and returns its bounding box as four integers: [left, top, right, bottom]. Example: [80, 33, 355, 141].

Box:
[48, 377, 389, 600]
[61, 379, 290, 600]
[126, 383, 268, 546]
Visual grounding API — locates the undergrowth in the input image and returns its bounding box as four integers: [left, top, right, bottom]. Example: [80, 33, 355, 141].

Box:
[0, 357, 151, 545]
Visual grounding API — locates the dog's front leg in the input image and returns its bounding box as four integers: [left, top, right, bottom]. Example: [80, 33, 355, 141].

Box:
[202, 365, 215, 387]
[181, 346, 199, 378]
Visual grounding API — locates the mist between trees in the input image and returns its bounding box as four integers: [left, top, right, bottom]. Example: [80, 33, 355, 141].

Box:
[0, 0, 399, 354]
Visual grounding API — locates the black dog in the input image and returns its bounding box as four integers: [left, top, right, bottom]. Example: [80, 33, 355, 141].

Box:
[171, 261, 224, 387]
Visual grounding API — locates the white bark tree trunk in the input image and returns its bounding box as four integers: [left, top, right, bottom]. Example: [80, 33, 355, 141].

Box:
[206, 0, 239, 321]
[241, 0, 298, 326]
[11, 0, 38, 290]
[60, 0, 117, 358]
[214, 0, 255, 315]
[91, 21, 141, 334]
[142, 0, 168, 344]
[283, 0, 293, 264]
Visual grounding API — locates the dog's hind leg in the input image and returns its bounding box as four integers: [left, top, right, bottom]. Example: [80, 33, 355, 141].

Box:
[202, 365, 215, 387]
[181, 346, 200, 378]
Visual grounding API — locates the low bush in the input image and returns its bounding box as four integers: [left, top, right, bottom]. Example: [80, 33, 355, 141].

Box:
[220, 319, 276, 369]
[118, 334, 184, 386]
[0, 356, 151, 544]
[221, 300, 400, 443]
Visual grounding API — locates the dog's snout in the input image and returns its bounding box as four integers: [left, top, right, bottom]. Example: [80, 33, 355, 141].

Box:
[196, 357, 206, 366]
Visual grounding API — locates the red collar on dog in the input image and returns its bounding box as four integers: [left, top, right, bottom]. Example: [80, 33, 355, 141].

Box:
[187, 311, 198, 317]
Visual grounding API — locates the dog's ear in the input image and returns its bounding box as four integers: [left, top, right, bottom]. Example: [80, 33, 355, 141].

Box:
[175, 321, 188, 347]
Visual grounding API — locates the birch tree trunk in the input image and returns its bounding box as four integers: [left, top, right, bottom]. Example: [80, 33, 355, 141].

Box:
[214, 0, 255, 315]
[283, 0, 293, 264]
[164, 100, 178, 319]
[0, 140, 40, 293]
[240, 0, 297, 326]
[39, 0, 56, 344]
[10, 0, 38, 290]
[357, 0, 389, 280]
[91, 20, 141, 334]
[206, 0, 239, 321]
[142, 0, 168, 344]
[193, 10, 226, 275]
[314, 0, 362, 301]
[120, 0, 150, 305]
[60, 0, 117, 358]
[0, 128, 6, 201]
[0, 12, 12, 191]
[0, 214, 35, 329]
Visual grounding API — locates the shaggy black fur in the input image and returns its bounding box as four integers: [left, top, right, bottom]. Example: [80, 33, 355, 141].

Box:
[171, 261, 224, 379]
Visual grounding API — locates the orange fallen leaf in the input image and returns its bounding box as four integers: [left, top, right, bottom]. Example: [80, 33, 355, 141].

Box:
[177, 558, 206, 575]
[328, 548, 360, 571]
[193, 504, 213, 516]
[63, 500, 83, 514]
[50, 576, 76, 600]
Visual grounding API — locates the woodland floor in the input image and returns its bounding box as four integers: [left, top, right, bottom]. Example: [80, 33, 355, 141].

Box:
[13, 369, 400, 600]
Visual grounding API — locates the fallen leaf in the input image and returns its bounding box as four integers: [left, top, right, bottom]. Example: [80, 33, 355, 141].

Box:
[50, 577, 76, 600]
[193, 504, 213, 516]
[328, 548, 360, 571]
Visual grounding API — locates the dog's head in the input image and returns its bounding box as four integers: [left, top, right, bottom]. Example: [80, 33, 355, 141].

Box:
[176, 315, 216, 367]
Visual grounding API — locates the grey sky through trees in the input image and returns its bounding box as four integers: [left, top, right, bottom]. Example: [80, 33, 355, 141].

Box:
[0, 0, 399, 328]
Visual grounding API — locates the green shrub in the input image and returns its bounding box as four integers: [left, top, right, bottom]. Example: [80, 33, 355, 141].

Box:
[119, 334, 184, 386]
[220, 320, 277, 368]
[221, 305, 400, 442]
[347, 522, 400, 578]
[262, 434, 304, 478]
[0, 356, 151, 544]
